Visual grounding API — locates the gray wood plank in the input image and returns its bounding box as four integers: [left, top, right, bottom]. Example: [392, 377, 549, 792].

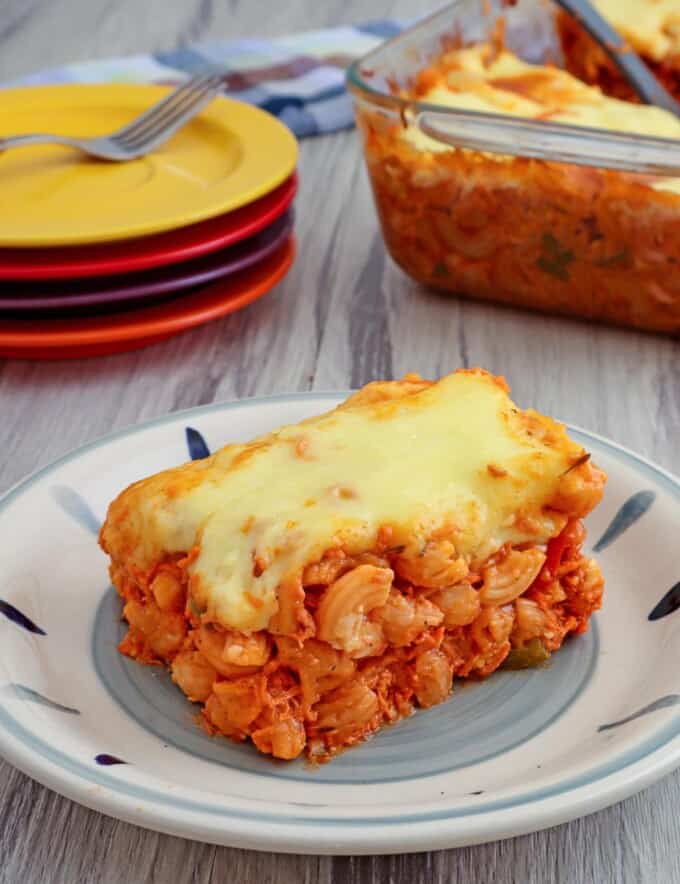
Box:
[0, 1, 678, 882]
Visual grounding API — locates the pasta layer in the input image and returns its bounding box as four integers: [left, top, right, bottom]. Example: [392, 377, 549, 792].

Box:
[113, 517, 603, 760]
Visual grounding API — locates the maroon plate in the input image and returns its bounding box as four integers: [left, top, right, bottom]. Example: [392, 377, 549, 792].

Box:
[0, 173, 297, 280]
[0, 211, 293, 313]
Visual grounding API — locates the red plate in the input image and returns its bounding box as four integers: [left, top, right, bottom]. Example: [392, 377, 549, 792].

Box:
[0, 238, 295, 360]
[0, 173, 297, 281]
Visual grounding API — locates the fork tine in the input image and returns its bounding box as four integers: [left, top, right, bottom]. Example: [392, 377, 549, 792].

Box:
[113, 73, 219, 141]
[114, 77, 223, 151]
[113, 74, 220, 142]
[114, 75, 223, 149]
[113, 83, 223, 156]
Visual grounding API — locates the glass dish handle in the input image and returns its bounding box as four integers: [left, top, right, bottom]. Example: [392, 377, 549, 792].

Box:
[416, 110, 680, 177]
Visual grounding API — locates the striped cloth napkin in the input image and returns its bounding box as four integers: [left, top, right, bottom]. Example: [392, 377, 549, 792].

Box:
[2, 21, 403, 138]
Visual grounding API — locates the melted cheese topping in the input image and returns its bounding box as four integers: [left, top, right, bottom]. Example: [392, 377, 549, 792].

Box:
[404, 47, 680, 194]
[593, 0, 680, 61]
[101, 371, 592, 632]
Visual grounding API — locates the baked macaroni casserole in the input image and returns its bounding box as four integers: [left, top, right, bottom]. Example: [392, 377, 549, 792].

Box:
[100, 370, 606, 761]
[354, 42, 680, 333]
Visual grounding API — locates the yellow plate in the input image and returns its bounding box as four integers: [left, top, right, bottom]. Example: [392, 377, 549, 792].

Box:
[0, 84, 298, 247]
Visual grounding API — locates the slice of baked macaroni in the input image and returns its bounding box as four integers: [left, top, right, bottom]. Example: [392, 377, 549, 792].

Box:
[100, 370, 606, 761]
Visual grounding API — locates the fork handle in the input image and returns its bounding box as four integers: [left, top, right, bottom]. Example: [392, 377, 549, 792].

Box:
[0, 134, 81, 151]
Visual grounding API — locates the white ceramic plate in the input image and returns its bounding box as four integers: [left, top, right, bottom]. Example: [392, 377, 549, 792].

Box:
[0, 393, 678, 854]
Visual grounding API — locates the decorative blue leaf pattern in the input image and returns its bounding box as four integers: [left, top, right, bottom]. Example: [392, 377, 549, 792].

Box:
[51, 485, 101, 536]
[598, 695, 680, 732]
[95, 754, 127, 766]
[593, 490, 656, 552]
[0, 599, 46, 635]
[649, 581, 680, 621]
[2, 683, 79, 715]
[185, 427, 210, 460]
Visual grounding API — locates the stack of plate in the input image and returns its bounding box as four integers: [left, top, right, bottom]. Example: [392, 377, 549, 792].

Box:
[0, 84, 298, 359]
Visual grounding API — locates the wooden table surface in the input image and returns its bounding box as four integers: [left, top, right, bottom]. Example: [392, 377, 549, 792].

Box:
[1, 1, 679, 882]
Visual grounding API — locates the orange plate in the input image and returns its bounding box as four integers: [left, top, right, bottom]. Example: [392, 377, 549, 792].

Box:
[0, 238, 294, 360]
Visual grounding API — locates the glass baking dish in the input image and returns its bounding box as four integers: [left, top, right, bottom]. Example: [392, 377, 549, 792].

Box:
[347, 0, 680, 334]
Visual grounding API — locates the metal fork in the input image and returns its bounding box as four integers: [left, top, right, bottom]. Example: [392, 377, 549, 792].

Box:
[0, 73, 224, 161]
